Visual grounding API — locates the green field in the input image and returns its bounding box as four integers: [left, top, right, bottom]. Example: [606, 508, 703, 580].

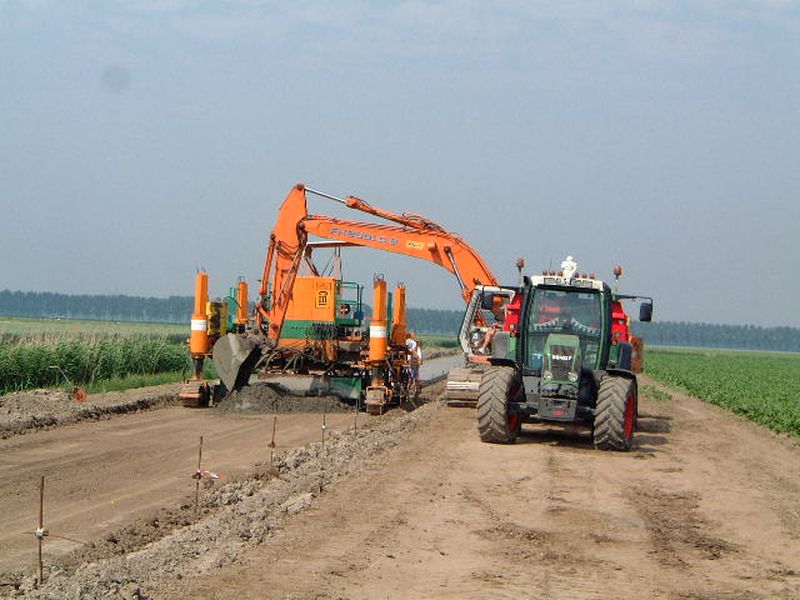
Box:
[646, 347, 800, 437]
[0, 316, 185, 339]
[0, 317, 190, 395]
[417, 334, 460, 349]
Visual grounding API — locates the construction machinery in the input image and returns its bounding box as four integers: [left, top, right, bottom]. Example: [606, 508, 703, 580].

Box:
[182, 262, 411, 412]
[471, 256, 653, 450]
[181, 271, 251, 406]
[183, 183, 500, 413]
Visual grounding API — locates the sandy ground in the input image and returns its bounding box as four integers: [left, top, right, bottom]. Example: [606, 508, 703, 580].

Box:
[1, 369, 798, 599]
[0, 406, 353, 575]
[158, 376, 800, 600]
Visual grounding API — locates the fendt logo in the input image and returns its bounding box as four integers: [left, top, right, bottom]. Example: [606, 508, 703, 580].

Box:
[551, 354, 573, 362]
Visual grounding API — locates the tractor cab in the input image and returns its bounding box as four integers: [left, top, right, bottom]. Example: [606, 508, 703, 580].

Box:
[524, 285, 607, 404]
[514, 270, 612, 422]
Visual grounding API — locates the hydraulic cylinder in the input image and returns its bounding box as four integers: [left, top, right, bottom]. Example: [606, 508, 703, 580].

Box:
[368, 278, 388, 364]
[236, 278, 249, 327]
[190, 271, 210, 358]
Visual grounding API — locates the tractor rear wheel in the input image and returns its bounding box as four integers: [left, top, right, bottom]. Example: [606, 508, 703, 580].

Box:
[476, 366, 521, 444]
[593, 376, 637, 451]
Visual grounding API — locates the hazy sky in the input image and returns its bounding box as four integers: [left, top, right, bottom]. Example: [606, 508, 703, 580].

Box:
[1, 1, 798, 326]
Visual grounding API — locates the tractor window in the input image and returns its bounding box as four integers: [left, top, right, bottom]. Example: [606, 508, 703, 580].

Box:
[525, 288, 602, 371]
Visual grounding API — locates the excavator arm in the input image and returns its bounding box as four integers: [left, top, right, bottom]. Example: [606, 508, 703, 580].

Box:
[254, 184, 309, 342]
[302, 215, 496, 302]
[257, 183, 497, 343]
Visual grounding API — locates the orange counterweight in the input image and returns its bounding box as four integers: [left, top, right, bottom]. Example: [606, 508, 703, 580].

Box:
[368, 278, 388, 364]
[236, 278, 249, 326]
[190, 271, 210, 357]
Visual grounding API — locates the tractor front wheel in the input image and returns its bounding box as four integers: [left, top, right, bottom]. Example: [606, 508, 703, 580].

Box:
[593, 376, 637, 451]
[476, 366, 522, 444]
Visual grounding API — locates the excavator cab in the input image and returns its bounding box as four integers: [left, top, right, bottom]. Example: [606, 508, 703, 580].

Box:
[444, 286, 518, 406]
[457, 287, 517, 356]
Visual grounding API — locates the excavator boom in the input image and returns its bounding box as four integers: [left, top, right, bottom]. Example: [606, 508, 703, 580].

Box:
[302, 215, 496, 303]
[257, 183, 496, 340]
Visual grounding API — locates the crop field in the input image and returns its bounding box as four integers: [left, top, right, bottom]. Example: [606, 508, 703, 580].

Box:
[0, 317, 189, 394]
[0, 316, 185, 338]
[646, 347, 800, 437]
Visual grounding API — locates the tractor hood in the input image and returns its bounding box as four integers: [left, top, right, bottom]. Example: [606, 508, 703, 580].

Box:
[541, 334, 582, 397]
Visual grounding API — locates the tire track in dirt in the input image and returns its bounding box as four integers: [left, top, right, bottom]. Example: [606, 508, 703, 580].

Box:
[628, 485, 738, 567]
[463, 436, 657, 600]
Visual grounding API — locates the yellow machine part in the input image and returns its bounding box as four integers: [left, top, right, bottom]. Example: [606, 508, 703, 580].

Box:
[207, 300, 228, 339]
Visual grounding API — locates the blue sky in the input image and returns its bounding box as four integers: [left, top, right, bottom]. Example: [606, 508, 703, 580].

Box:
[1, 1, 799, 326]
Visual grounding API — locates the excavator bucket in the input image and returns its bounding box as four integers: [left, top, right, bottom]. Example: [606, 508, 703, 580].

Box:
[212, 334, 262, 392]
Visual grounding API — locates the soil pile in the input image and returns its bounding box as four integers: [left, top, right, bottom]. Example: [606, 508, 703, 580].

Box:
[0, 385, 182, 439]
[216, 383, 353, 414]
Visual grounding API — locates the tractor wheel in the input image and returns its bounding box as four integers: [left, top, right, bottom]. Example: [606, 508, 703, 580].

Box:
[593, 376, 637, 451]
[476, 366, 522, 444]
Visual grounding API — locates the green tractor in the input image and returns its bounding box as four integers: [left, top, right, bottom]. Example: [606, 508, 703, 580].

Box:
[471, 257, 653, 450]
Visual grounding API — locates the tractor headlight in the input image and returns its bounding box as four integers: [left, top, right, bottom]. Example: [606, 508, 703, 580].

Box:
[543, 370, 553, 380]
[568, 371, 579, 382]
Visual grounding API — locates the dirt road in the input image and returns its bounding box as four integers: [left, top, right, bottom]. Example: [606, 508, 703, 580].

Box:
[158, 377, 800, 600]
[2, 372, 798, 599]
[0, 407, 353, 573]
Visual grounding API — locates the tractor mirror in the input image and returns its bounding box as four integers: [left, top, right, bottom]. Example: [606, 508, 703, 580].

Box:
[639, 302, 653, 322]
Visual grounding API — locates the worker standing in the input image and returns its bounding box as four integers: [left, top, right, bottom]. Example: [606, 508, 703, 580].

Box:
[406, 332, 423, 392]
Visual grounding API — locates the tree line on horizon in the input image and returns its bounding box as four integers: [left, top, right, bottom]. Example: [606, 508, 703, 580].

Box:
[1, 289, 798, 352]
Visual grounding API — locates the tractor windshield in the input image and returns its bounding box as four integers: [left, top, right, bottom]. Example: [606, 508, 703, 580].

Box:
[524, 287, 603, 371]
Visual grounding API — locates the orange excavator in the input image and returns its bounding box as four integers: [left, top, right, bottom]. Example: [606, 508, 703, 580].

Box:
[188, 183, 503, 412]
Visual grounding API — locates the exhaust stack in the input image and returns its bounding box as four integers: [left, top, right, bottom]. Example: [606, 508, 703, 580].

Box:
[391, 283, 406, 345]
[236, 277, 249, 329]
